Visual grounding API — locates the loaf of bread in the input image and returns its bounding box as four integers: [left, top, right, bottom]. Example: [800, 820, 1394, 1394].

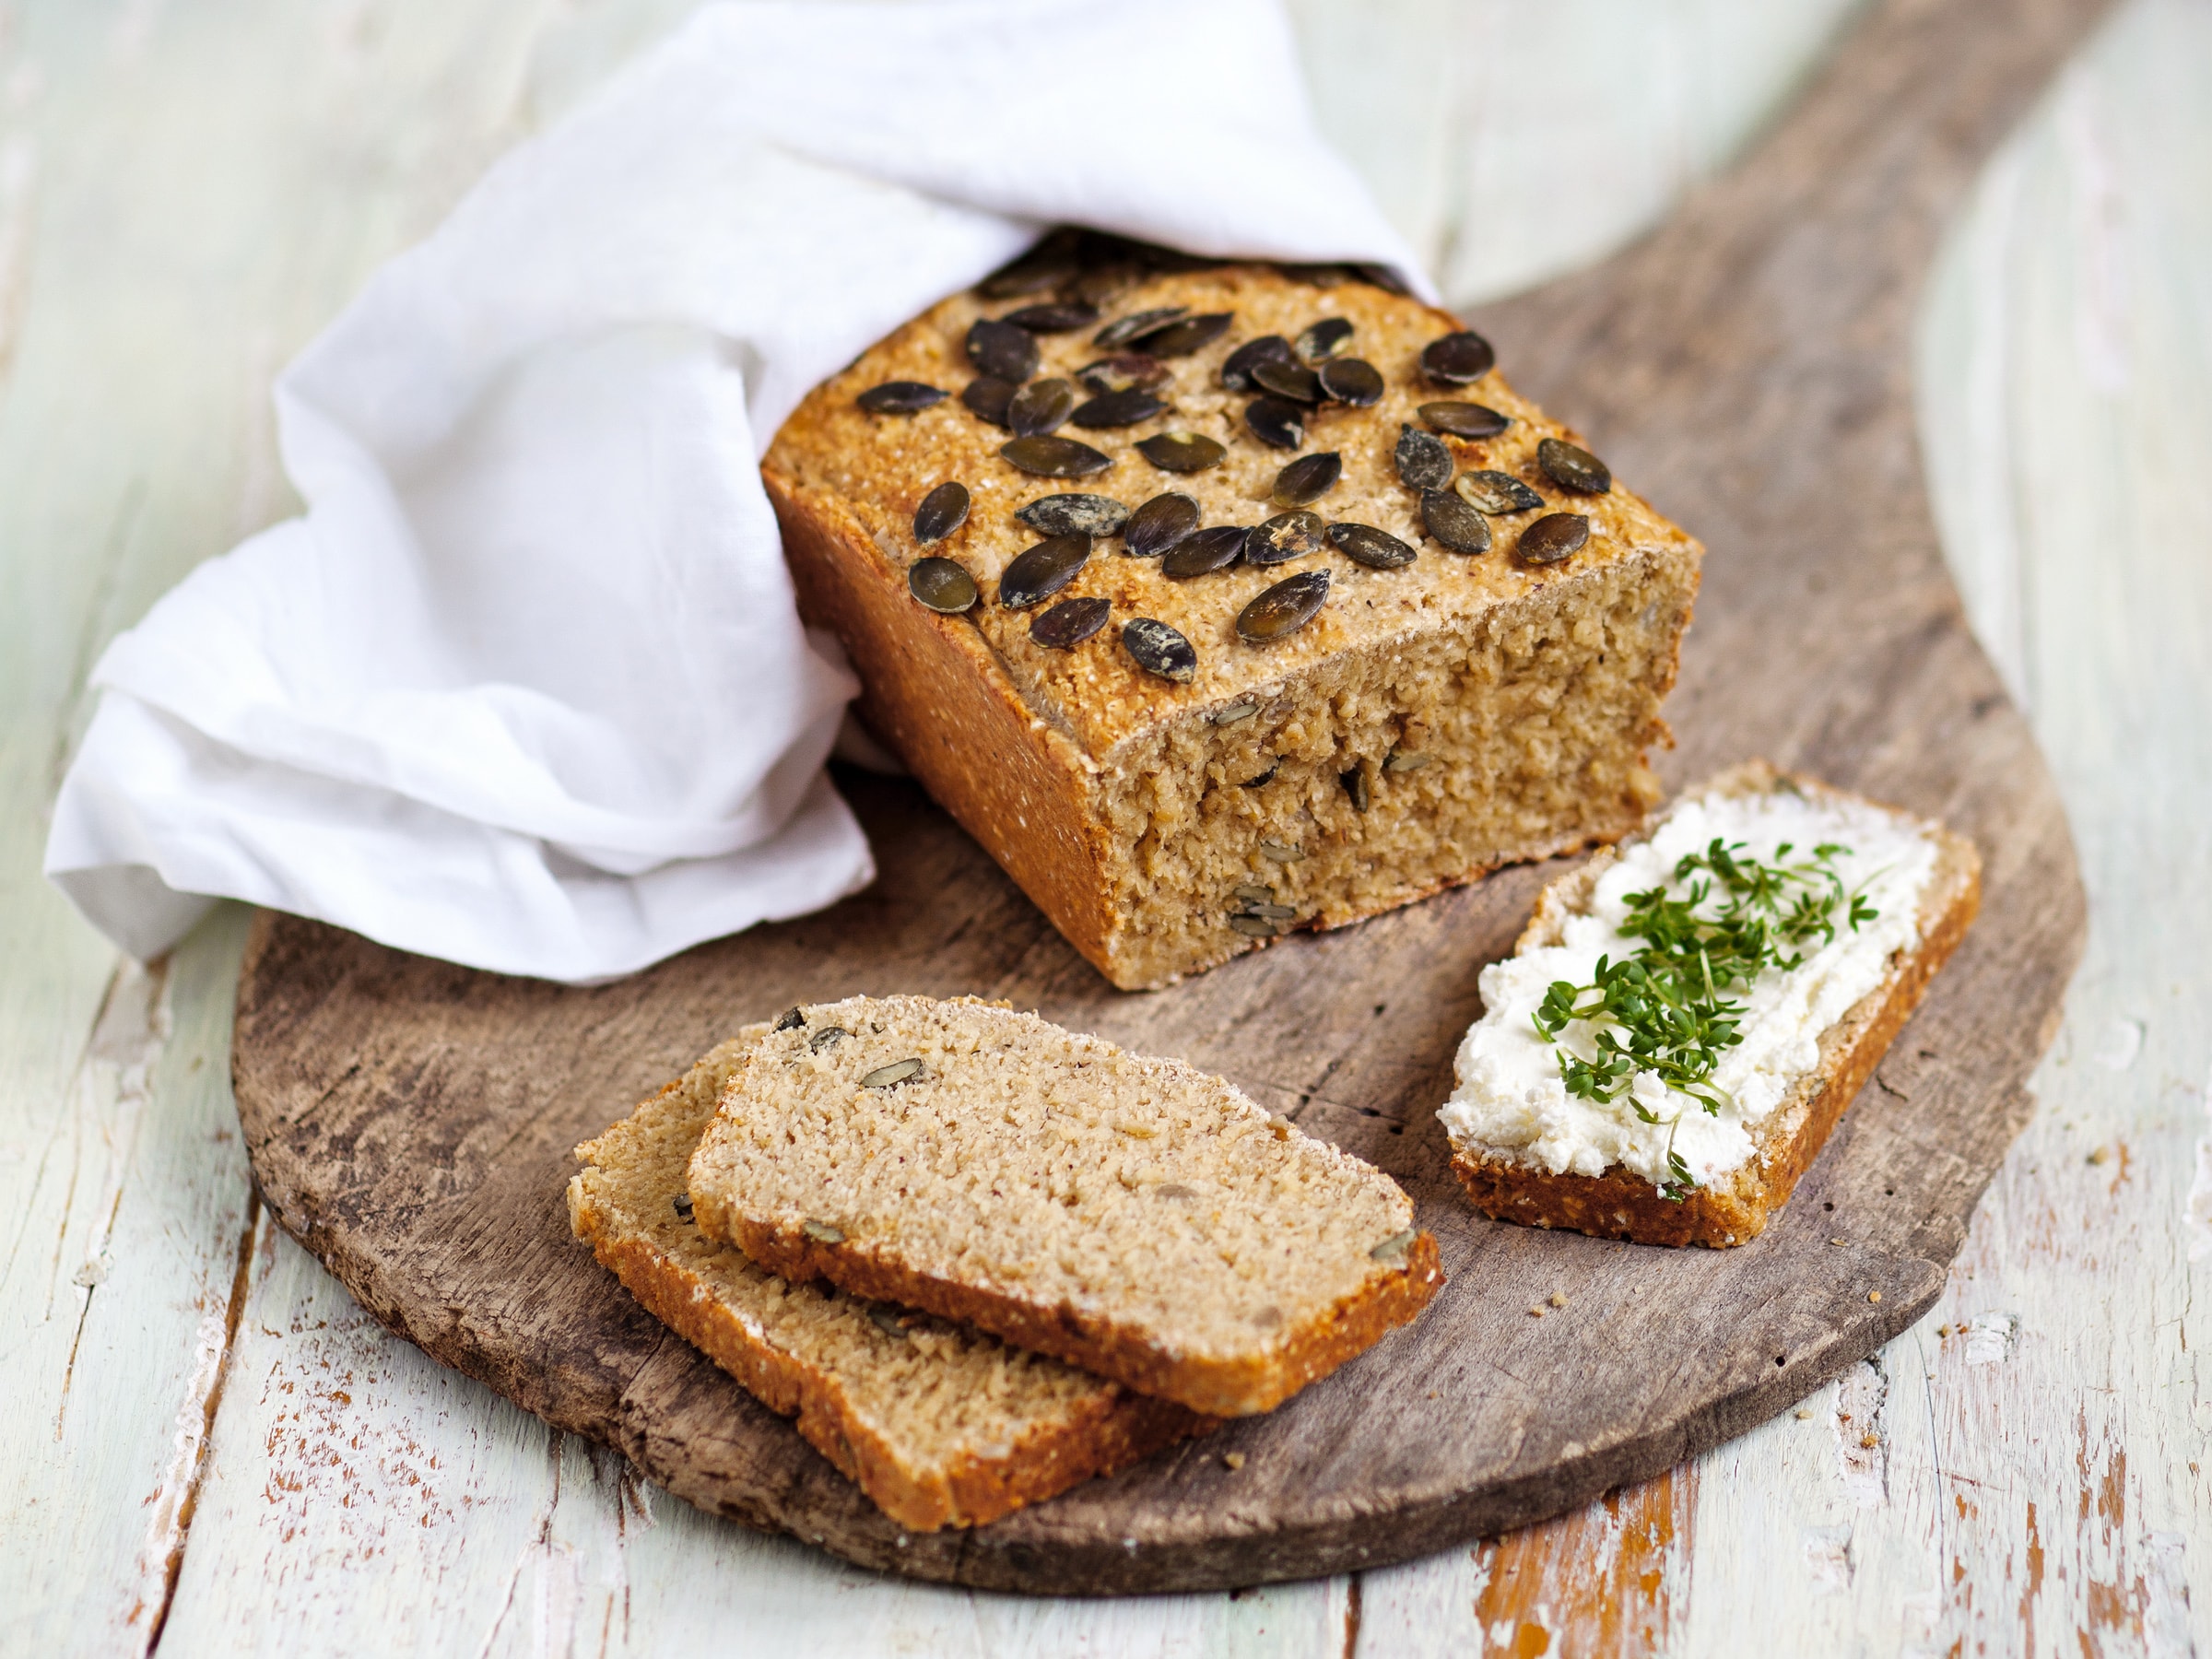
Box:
[686, 994, 1442, 1417]
[568, 1024, 1208, 1530]
[765, 231, 1701, 990]
[1439, 763, 1981, 1246]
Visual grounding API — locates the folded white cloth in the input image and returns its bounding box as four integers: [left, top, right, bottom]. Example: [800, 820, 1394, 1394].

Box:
[46, 0, 1426, 982]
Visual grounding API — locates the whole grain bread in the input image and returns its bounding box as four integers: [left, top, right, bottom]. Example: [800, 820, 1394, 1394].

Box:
[1445, 763, 1983, 1247]
[766, 239, 1701, 989]
[568, 1024, 1208, 1530]
[686, 995, 1442, 1417]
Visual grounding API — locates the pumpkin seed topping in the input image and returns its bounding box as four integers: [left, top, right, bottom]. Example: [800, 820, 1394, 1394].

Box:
[1351, 262, 1412, 296]
[1244, 397, 1305, 450]
[803, 1218, 847, 1242]
[1295, 317, 1355, 363]
[912, 481, 971, 546]
[1420, 488, 1492, 554]
[1077, 354, 1170, 394]
[1327, 522, 1418, 570]
[1030, 595, 1111, 649]
[1071, 387, 1169, 429]
[1236, 569, 1330, 642]
[979, 239, 1079, 299]
[998, 534, 1091, 606]
[962, 375, 1016, 429]
[1537, 437, 1612, 494]
[1252, 360, 1323, 404]
[1162, 525, 1247, 579]
[1244, 510, 1325, 567]
[1455, 469, 1546, 514]
[1006, 376, 1077, 437]
[856, 381, 947, 415]
[1272, 452, 1342, 507]
[1421, 400, 1511, 439]
[1221, 335, 1294, 392]
[967, 317, 1040, 383]
[1518, 512, 1591, 564]
[1316, 358, 1383, 406]
[1124, 491, 1202, 558]
[1017, 493, 1128, 536]
[1095, 306, 1187, 349]
[1420, 329, 1496, 385]
[908, 557, 979, 614]
[1394, 424, 1453, 490]
[1122, 618, 1198, 682]
[1000, 434, 1112, 477]
[1135, 312, 1233, 358]
[1002, 300, 1100, 334]
[773, 1006, 806, 1031]
[861, 1058, 924, 1089]
[1136, 430, 1228, 474]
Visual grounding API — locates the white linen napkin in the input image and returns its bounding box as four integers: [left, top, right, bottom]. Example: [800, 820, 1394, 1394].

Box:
[45, 0, 1427, 983]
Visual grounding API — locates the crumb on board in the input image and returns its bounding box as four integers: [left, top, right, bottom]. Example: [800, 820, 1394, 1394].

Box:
[1794, 1407, 1814, 1419]
[1548, 1291, 1569, 1308]
[1868, 1290, 1882, 1303]
[1527, 1305, 1547, 1318]
[1861, 1433, 1881, 1448]
[1223, 1452, 1245, 1471]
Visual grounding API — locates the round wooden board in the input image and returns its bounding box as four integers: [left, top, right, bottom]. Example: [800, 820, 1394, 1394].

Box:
[231, 0, 2100, 1596]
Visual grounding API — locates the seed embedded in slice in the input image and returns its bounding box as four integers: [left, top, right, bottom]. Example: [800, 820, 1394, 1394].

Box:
[1244, 510, 1325, 566]
[1394, 424, 1453, 490]
[962, 375, 1016, 428]
[857, 381, 947, 415]
[1133, 312, 1233, 358]
[968, 317, 1041, 383]
[860, 1059, 924, 1088]
[908, 557, 979, 614]
[1455, 469, 1546, 514]
[1220, 335, 1295, 392]
[1210, 699, 1259, 724]
[1124, 491, 1202, 558]
[1071, 388, 1169, 429]
[1030, 595, 1112, 649]
[1273, 452, 1342, 507]
[803, 1218, 848, 1242]
[1340, 764, 1371, 813]
[1245, 397, 1305, 450]
[1257, 838, 1306, 862]
[809, 1026, 849, 1051]
[912, 482, 971, 546]
[1161, 525, 1246, 579]
[1095, 306, 1188, 348]
[1122, 618, 1198, 682]
[1327, 523, 1418, 570]
[1421, 329, 1497, 385]
[1017, 493, 1128, 536]
[1421, 400, 1511, 439]
[1295, 317, 1355, 363]
[1518, 512, 1591, 565]
[998, 534, 1091, 606]
[1229, 914, 1280, 938]
[1002, 300, 1100, 333]
[773, 1006, 806, 1030]
[1006, 377, 1077, 437]
[1000, 434, 1112, 477]
[1237, 569, 1331, 642]
[1420, 488, 1491, 554]
[1136, 430, 1228, 473]
[1252, 360, 1323, 405]
[1384, 750, 1432, 772]
[1317, 358, 1383, 406]
[1537, 437, 1612, 494]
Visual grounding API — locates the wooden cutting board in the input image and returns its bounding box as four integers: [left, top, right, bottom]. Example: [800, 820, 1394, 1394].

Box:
[230, 0, 2100, 1595]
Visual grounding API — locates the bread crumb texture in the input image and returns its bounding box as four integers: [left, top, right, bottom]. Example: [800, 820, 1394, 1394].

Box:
[688, 994, 1441, 1416]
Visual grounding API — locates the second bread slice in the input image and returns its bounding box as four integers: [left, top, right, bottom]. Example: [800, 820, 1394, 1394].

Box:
[688, 996, 1442, 1417]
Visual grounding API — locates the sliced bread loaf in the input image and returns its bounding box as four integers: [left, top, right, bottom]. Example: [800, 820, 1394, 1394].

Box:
[687, 996, 1442, 1417]
[568, 1024, 1208, 1531]
[1439, 762, 1982, 1246]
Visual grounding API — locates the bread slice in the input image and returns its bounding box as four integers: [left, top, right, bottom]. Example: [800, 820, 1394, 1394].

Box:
[568, 1024, 1209, 1531]
[687, 995, 1442, 1417]
[1441, 762, 1981, 1247]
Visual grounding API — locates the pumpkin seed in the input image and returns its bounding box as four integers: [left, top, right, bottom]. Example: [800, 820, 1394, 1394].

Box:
[774, 1006, 806, 1031]
[1136, 430, 1227, 473]
[912, 482, 971, 546]
[1420, 329, 1496, 385]
[1007, 377, 1077, 437]
[1236, 569, 1330, 641]
[1122, 618, 1198, 682]
[1017, 493, 1128, 536]
[1230, 914, 1280, 937]
[1000, 434, 1112, 477]
[1077, 354, 1170, 394]
[1233, 883, 1274, 902]
[967, 317, 1039, 382]
[1221, 335, 1294, 392]
[979, 236, 1080, 299]
[1252, 359, 1323, 404]
[1340, 763, 1371, 812]
[809, 1026, 850, 1052]
[1154, 1182, 1197, 1200]
[962, 375, 1016, 427]
[1295, 317, 1354, 363]
[1030, 594, 1111, 649]
[862, 1058, 924, 1088]
[1134, 312, 1232, 358]
[1241, 759, 1279, 789]
[1240, 900, 1296, 920]
[1244, 397, 1305, 450]
[1071, 387, 1168, 429]
[857, 381, 947, 415]
[1420, 488, 1491, 554]
[1095, 306, 1186, 348]
[1518, 512, 1591, 564]
[1327, 522, 1418, 570]
[1063, 262, 1143, 307]
[673, 1193, 694, 1221]
[1244, 509, 1324, 566]
[1421, 400, 1510, 439]
[1002, 300, 1099, 333]
[908, 557, 979, 613]
[1351, 262, 1411, 296]
[1370, 1228, 1418, 1261]
[1455, 469, 1545, 514]
[1210, 700, 1259, 724]
[1279, 262, 1349, 288]
[1272, 452, 1341, 507]
[1161, 525, 1246, 578]
[1394, 424, 1453, 490]
[1257, 839, 1305, 862]
[1384, 750, 1432, 772]
[803, 1218, 847, 1242]
[1124, 491, 1201, 558]
[1317, 357, 1383, 406]
[868, 1306, 910, 1339]
[998, 534, 1090, 606]
[1537, 436, 1612, 494]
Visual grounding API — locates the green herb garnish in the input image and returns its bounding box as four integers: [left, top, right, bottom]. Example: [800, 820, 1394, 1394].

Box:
[1532, 838, 1877, 1200]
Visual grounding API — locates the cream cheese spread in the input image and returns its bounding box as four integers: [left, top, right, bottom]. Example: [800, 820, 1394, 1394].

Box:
[1438, 782, 1940, 1188]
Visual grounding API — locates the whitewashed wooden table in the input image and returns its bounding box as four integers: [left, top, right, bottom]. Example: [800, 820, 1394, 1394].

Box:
[5, 2, 2206, 1653]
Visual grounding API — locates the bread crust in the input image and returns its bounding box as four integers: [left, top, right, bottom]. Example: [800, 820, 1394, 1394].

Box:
[1449, 766, 1983, 1247]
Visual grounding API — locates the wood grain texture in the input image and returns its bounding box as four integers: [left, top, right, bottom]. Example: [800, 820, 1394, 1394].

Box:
[227, 0, 2098, 1595]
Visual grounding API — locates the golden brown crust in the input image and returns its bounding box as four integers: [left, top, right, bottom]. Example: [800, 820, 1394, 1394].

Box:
[730, 1219, 1444, 1418]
